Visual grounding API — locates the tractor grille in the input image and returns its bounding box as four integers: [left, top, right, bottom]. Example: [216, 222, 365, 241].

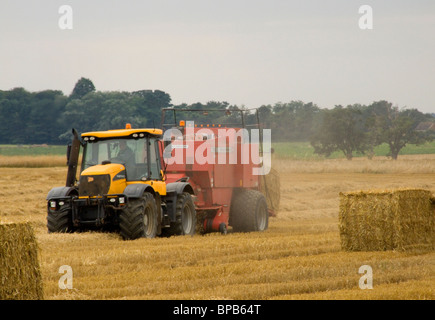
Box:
[79, 174, 111, 197]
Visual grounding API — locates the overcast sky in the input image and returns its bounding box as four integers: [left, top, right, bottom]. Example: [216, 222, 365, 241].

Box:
[1, 0, 434, 113]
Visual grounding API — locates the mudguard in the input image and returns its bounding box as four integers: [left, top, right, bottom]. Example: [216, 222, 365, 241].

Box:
[163, 182, 194, 222]
[123, 183, 155, 199]
[166, 182, 194, 195]
[46, 186, 77, 200]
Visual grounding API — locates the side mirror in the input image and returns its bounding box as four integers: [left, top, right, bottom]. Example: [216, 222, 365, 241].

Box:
[163, 148, 172, 159]
[161, 140, 172, 159]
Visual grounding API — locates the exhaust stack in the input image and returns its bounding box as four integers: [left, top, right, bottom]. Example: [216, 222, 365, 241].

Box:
[66, 128, 81, 187]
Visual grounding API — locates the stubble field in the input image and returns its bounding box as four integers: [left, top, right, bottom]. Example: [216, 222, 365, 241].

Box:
[0, 155, 434, 300]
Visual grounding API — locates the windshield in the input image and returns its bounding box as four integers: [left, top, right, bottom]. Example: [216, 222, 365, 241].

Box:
[81, 137, 161, 181]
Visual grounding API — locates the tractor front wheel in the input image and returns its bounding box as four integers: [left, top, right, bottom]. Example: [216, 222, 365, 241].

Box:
[47, 202, 74, 233]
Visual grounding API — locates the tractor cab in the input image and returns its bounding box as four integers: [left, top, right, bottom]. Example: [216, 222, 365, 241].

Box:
[79, 125, 166, 197]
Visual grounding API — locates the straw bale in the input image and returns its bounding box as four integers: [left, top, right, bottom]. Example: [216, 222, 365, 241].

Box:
[339, 189, 434, 251]
[0, 222, 43, 299]
[260, 167, 281, 216]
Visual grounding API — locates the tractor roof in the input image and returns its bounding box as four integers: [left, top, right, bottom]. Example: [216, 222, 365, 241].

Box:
[82, 127, 162, 139]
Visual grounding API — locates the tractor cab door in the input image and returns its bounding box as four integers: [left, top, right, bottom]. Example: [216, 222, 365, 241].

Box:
[129, 136, 161, 181]
[135, 136, 166, 195]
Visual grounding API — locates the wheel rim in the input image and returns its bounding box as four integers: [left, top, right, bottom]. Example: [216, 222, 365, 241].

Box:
[257, 201, 267, 231]
[182, 204, 193, 234]
[143, 206, 153, 236]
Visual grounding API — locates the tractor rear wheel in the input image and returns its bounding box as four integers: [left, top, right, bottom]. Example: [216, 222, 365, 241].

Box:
[119, 192, 158, 240]
[230, 189, 268, 232]
[167, 192, 196, 236]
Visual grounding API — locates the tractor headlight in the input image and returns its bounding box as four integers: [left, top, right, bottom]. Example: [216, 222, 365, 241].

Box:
[119, 197, 125, 204]
[50, 201, 56, 208]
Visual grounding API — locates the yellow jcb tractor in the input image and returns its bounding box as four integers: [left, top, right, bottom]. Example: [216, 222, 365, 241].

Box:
[46, 125, 196, 240]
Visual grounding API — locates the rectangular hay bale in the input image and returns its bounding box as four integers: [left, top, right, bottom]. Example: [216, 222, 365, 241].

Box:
[339, 189, 434, 251]
[0, 222, 44, 300]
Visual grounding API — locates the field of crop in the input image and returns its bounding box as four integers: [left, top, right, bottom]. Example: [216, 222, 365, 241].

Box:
[0, 155, 434, 300]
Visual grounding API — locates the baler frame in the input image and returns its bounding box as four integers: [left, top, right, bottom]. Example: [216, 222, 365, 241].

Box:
[160, 107, 275, 234]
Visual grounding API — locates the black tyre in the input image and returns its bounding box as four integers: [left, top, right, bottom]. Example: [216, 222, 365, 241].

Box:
[230, 189, 269, 232]
[119, 193, 158, 240]
[47, 202, 74, 233]
[167, 192, 196, 236]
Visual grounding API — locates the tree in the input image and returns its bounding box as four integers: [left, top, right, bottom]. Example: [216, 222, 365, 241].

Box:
[70, 77, 96, 100]
[0, 88, 33, 144]
[60, 91, 145, 140]
[28, 90, 67, 144]
[268, 101, 321, 141]
[367, 101, 432, 160]
[257, 105, 273, 129]
[310, 105, 367, 160]
[132, 89, 172, 127]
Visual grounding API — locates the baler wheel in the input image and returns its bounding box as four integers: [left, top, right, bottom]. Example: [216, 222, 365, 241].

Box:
[230, 189, 268, 232]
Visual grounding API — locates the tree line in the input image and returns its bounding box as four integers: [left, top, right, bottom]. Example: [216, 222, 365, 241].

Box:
[0, 77, 433, 159]
[259, 101, 434, 160]
[0, 78, 170, 145]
